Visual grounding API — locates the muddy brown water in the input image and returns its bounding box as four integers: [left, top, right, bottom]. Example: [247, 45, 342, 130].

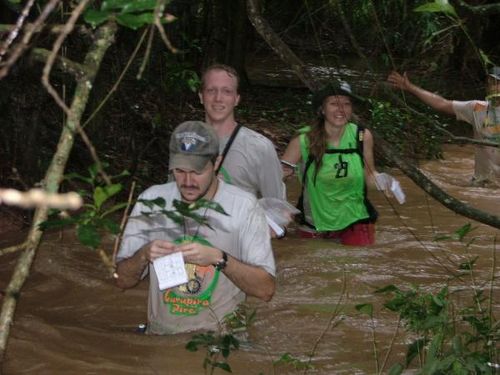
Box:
[1, 145, 499, 374]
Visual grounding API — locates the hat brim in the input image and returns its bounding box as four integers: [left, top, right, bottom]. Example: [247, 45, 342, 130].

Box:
[169, 154, 212, 173]
[488, 73, 500, 81]
[312, 86, 365, 113]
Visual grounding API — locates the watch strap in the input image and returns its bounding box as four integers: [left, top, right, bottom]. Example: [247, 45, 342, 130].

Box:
[214, 250, 228, 271]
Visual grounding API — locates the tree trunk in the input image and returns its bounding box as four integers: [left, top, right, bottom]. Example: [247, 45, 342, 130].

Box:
[0, 22, 117, 365]
[246, 0, 320, 92]
[245, 0, 500, 230]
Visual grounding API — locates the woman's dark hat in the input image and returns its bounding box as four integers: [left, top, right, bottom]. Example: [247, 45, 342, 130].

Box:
[312, 81, 365, 112]
[488, 66, 500, 81]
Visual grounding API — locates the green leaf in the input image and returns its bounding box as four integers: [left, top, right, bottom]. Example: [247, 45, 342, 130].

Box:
[101, 0, 131, 11]
[101, 202, 129, 218]
[214, 362, 231, 372]
[355, 303, 374, 318]
[161, 210, 184, 226]
[94, 183, 122, 209]
[39, 216, 77, 231]
[116, 13, 154, 30]
[83, 9, 110, 28]
[185, 198, 229, 216]
[121, 0, 157, 13]
[388, 363, 404, 375]
[64, 172, 94, 185]
[375, 284, 399, 294]
[139, 197, 166, 210]
[77, 223, 101, 248]
[454, 223, 474, 241]
[414, 1, 457, 17]
[405, 338, 427, 366]
[96, 218, 120, 234]
[185, 341, 199, 352]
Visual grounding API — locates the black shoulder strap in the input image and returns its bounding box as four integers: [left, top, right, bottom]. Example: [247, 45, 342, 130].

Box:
[296, 125, 375, 228]
[215, 124, 242, 175]
[357, 125, 365, 166]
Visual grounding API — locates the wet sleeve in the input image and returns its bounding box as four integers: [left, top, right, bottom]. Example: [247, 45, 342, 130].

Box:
[238, 202, 276, 277]
[257, 141, 286, 199]
[116, 198, 151, 263]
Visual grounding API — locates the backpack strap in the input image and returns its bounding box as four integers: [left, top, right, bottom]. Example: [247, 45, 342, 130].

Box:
[215, 124, 242, 175]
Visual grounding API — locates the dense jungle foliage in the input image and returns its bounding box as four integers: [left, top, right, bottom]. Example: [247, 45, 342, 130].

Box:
[1, 0, 499, 203]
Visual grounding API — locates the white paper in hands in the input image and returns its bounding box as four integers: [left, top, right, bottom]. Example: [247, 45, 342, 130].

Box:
[259, 197, 300, 236]
[374, 173, 406, 204]
[153, 252, 188, 291]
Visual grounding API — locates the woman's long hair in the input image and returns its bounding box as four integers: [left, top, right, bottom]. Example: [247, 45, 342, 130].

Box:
[307, 114, 327, 184]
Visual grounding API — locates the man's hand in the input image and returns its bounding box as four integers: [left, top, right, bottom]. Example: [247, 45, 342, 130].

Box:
[141, 240, 177, 262]
[176, 242, 222, 267]
[387, 71, 412, 91]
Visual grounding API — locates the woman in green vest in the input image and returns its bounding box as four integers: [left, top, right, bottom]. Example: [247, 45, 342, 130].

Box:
[281, 81, 381, 245]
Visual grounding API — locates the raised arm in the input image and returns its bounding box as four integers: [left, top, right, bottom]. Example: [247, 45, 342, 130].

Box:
[387, 71, 455, 116]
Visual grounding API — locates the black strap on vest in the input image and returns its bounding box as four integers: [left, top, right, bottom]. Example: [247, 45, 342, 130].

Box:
[215, 124, 242, 175]
[296, 125, 377, 229]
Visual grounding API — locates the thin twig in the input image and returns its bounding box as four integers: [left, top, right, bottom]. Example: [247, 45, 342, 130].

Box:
[379, 315, 402, 374]
[41, 0, 90, 115]
[488, 235, 497, 325]
[75, 125, 112, 185]
[137, 25, 155, 80]
[32, 47, 89, 78]
[0, 0, 36, 60]
[112, 180, 136, 265]
[153, 0, 178, 53]
[0, 241, 28, 257]
[0, 0, 60, 80]
[82, 26, 149, 128]
[303, 268, 348, 374]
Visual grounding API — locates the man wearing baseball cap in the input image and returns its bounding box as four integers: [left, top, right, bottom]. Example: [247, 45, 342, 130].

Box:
[387, 66, 500, 187]
[115, 121, 276, 334]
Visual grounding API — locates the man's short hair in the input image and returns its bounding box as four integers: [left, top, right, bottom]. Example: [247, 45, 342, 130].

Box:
[169, 121, 219, 173]
[200, 64, 240, 93]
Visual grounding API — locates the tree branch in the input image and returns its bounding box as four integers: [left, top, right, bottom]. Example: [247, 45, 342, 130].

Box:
[0, 21, 117, 364]
[31, 47, 89, 79]
[374, 133, 500, 229]
[246, 0, 320, 91]
[0, 0, 61, 80]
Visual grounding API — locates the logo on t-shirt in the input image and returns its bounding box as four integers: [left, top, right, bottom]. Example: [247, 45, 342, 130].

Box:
[162, 235, 220, 316]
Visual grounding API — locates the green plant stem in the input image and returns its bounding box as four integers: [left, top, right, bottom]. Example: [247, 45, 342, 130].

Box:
[379, 315, 401, 374]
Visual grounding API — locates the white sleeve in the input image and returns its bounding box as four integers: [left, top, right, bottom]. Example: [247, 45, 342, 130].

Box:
[238, 203, 276, 277]
[257, 142, 286, 199]
[452, 100, 477, 125]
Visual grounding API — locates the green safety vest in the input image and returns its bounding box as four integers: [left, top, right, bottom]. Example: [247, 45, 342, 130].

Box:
[297, 123, 376, 231]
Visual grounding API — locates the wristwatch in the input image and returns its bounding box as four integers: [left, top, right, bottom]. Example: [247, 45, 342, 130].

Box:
[214, 250, 228, 271]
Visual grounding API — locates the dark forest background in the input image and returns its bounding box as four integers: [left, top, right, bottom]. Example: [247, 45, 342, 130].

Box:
[1, 0, 499, 210]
